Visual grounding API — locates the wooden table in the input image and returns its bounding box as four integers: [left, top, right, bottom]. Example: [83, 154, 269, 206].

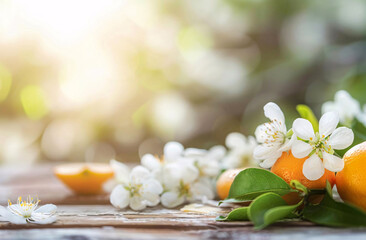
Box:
[1, 165, 366, 240]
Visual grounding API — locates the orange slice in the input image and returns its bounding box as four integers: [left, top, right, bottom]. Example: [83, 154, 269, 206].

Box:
[54, 163, 114, 195]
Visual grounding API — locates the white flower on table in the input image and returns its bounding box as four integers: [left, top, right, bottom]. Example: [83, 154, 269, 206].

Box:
[103, 159, 130, 193]
[222, 132, 257, 169]
[322, 90, 361, 127]
[184, 145, 226, 178]
[160, 163, 214, 208]
[292, 111, 354, 180]
[141, 141, 186, 182]
[110, 166, 163, 211]
[254, 102, 294, 168]
[0, 196, 57, 224]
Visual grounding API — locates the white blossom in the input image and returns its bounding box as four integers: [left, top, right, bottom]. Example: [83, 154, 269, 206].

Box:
[110, 166, 163, 211]
[0, 196, 57, 224]
[322, 90, 361, 127]
[292, 111, 354, 180]
[103, 159, 130, 193]
[140, 141, 186, 183]
[222, 132, 257, 169]
[184, 145, 226, 178]
[160, 163, 214, 208]
[254, 102, 294, 168]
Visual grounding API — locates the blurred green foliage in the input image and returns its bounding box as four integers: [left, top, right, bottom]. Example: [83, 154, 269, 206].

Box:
[0, 0, 365, 164]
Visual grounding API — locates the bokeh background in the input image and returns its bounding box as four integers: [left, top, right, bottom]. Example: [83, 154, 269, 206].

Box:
[0, 0, 366, 165]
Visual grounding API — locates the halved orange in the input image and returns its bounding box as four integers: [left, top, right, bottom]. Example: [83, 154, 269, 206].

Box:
[54, 163, 114, 195]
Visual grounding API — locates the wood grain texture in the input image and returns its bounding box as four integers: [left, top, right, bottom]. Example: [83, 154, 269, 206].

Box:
[1, 164, 366, 239]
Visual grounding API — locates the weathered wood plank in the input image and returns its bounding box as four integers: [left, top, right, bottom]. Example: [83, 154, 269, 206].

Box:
[2, 226, 366, 240]
[0, 204, 314, 230]
[1, 164, 366, 240]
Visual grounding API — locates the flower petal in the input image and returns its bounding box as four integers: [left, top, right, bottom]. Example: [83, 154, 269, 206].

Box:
[110, 159, 130, 184]
[7, 215, 27, 225]
[322, 151, 344, 172]
[248, 136, 258, 148]
[328, 127, 354, 150]
[0, 205, 9, 218]
[302, 154, 325, 180]
[33, 216, 57, 225]
[110, 185, 130, 209]
[293, 118, 315, 140]
[254, 124, 268, 143]
[141, 179, 163, 196]
[35, 204, 57, 214]
[184, 148, 207, 158]
[103, 179, 117, 193]
[129, 166, 150, 184]
[264, 102, 285, 125]
[129, 196, 146, 211]
[30, 213, 57, 224]
[321, 101, 336, 115]
[259, 152, 282, 168]
[189, 181, 214, 201]
[291, 140, 313, 158]
[161, 191, 185, 208]
[319, 112, 339, 138]
[181, 164, 199, 184]
[278, 133, 296, 152]
[335, 90, 361, 122]
[207, 145, 226, 160]
[162, 164, 182, 189]
[164, 141, 184, 162]
[141, 191, 161, 207]
[253, 145, 278, 160]
[8, 204, 23, 216]
[200, 160, 220, 177]
[141, 154, 161, 171]
[1, 206, 27, 224]
[225, 132, 246, 149]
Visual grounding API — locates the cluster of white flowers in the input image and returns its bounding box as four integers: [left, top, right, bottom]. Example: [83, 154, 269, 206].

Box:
[109, 93, 359, 211]
[109, 137, 258, 211]
[254, 102, 354, 181]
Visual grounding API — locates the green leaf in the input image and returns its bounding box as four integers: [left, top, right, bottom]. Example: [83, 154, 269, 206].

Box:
[223, 168, 294, 203]
[303, 190, 366, 227]
[248, 192, 301, 230]
[352, 118, 366, 139]
[296, 104, 319, 132]
[216, 207, 249, 221]
[261, 201, 303, 229]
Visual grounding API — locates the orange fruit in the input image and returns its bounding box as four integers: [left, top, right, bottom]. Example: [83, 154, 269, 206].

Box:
[54, 163, 114, 195]
[216, 168, 245, 200]
[336, 142, 366, 211]
[271, 151, 336, 204]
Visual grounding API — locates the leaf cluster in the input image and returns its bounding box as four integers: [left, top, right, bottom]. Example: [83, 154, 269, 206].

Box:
[217, 168, 366, 229]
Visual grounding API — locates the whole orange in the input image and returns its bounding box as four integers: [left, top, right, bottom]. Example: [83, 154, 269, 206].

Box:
[216, 168, 245, 200]
[271, 151, 336, 204]
[336, 142, 366, 211]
